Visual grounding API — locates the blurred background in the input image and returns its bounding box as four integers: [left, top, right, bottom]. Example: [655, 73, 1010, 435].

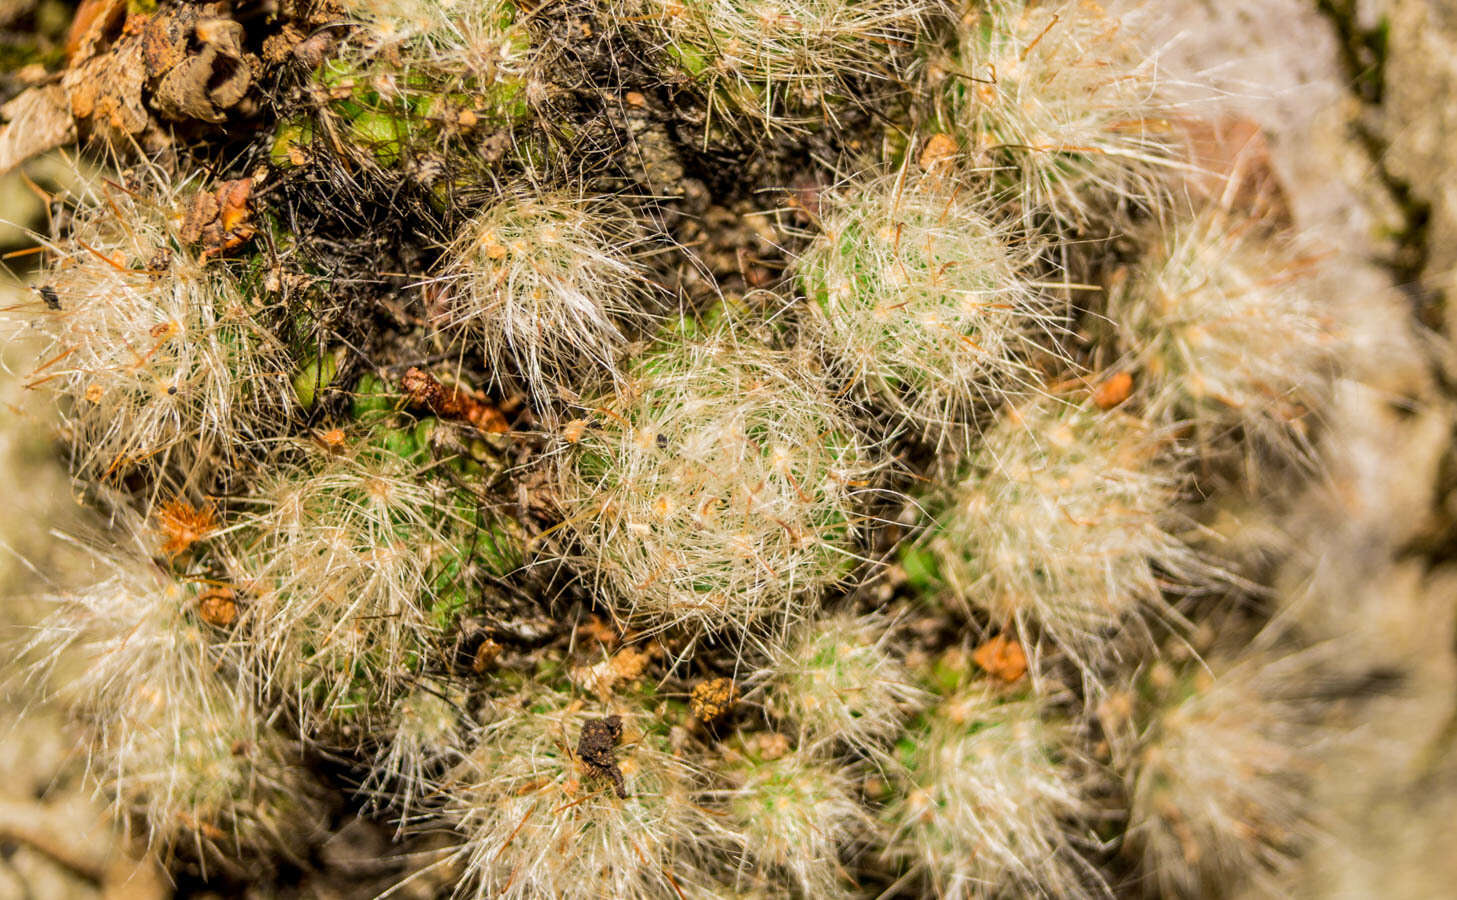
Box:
[0, 0, 1455, 896]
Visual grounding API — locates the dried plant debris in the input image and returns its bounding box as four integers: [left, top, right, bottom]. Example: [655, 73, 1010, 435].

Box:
[400, 367, 510, 433]
[179, 176, 256, 256]
[0, 1, 1415, 897]
[0, 83, 73, 176]
[61, 0, 258, 148]
[690, 676, 736, 723]
[577, 715, 627, 798]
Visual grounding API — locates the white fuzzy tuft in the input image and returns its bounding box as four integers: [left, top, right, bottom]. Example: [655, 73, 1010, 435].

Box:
[637, 0, 936, 132]
[24, 534, 318, 856]
[1102, 211, 1335, 458]
[756, 611, 925, 758]
[884, 687, 1107, 898]
[1124, 648, 1324, 896]
[716, 744, 873, 895]
[215, 442, 461, 729]
[439, 686, 732, 899]
[930, 0, 1185, 222]
[795, 172, 1062, 436]
[556, 331, 879, 634]
[921, 397, 1198, 676]
[434, 192, 654, 407]
[17, 168, 292, 490]
[362, 682, 466, 823]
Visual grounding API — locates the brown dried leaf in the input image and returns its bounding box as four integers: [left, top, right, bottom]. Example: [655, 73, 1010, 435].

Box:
[0, 86, 76, 179]
[401, 367, 509, 433]
[139, 6, 191, 77]
[152, 45, 249, 123]
[66, 2, 254, 147]
[179, 190, 220, 244]
[218, 177, 251, 231]
[65, 0, 126, 64]
[63, 39, 148, 140]
[180, 177, 255, 255]
[194, 17, 244, 57]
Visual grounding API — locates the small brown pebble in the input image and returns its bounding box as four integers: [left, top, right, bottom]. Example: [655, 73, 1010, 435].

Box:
[196, 588, 238, 628]
[690, 677, 737, 722]
[577, 715, 627, 798]
[972, 634, 1027, 683]
[1093, 371, 1134, 409]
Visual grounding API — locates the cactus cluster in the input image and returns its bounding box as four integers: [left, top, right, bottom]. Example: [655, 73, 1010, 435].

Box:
[5, 0, 1370, 895]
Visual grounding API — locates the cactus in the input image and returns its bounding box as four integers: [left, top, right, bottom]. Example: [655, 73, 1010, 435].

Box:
[23, 529, 324, 860]
[210, 440, 464, 732]
[636, 0, 934, 134]
[755, 611, 925, 757]
[1, 0, 1372, 896]
[914, 397, 1201, 680]
[1118, 648, 1325, 896]
[27, 166, 293, 489]
[555, 328, 876, 634]
[438, 683, 729, 900]
[926, 0, 1185, 222]
[793, 171, 1059, 436]
[717, 741, 874, 895]
[1099, 211, 1335, 460]
[288, 0, 532, 185]
[433, 191, 655, 405]
[884, 686, 1104, 898]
